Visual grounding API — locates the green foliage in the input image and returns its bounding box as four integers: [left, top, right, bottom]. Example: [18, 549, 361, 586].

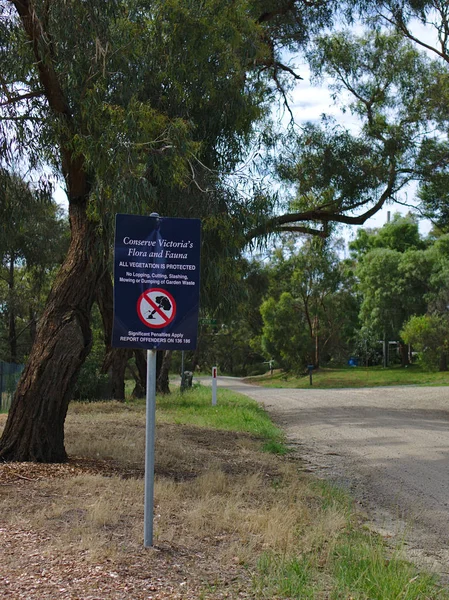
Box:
[308, 30, 434, 177]
[0, 169, 69, 362]
[352, 223, 449, 370]
[356, 247, 431, 342]
[254, 476, 447, 600]
[183, 318, 266, 377]
[352, 325, 383, 367]
[350, 213, 426, 258]
[73, 306, 109, 400]
[247, 365, 449, 388]
[156, 384, 286, 448]
[0, 170, 68, 269]
[401, 314, 449, 371]
[174, 257, 270, 376]
[417, 140, 449, 232]
[425, 236, 449, 315]
[331, 532, 445, 600]
[255, 552, 315, 598]
[276, 121, 391, 213]
[260, 292, 311, 370]
[260, 238, 359, 370]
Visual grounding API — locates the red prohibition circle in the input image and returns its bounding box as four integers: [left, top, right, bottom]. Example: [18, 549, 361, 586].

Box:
[137, 288, 176, 329]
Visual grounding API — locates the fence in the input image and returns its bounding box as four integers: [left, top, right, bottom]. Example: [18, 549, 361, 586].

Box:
[0, 361, 24, 412]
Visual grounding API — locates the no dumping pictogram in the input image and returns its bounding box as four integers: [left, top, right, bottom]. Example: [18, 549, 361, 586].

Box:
[137, 288, 176, 329]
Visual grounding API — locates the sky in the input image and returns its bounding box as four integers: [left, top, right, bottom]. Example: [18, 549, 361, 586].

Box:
[287, 66, 429, 241]
[285, 67, 427, 245]
[283, 18, 443, 242]
[53, 18, 440, 243]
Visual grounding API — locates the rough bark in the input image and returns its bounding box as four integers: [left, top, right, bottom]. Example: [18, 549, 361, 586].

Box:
[132, 349, 147, 398]
[0, 199, 102, 462]
[7, 258, 17, 363]
[157, 351, 172, 394]
[96, 270, 132, 401]
[102, 349, 132, 401]
[29, 306, 37, 346]
[0, 1, 105, 462]
[128, 349, 171, 396]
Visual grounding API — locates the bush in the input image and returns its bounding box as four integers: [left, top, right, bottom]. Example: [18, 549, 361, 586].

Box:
[401, 314, 449, 371]
[247, 363, 268, 377]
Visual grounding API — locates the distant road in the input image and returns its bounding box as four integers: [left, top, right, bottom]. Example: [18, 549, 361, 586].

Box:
[204, 376, 449, 577]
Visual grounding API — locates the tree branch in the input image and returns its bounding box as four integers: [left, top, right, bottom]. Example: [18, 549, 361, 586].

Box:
[247, 160, 398, 241]
[257, 0, 325, 24]
[11, 1, 71, 117]
[274, 61, 303, 80]
[257, 0, 297, 24]
[380, 12, 449, 63]
[11, 0, 90, 201]
[0, 91, 44, 107]
[276, 225, 327, 237]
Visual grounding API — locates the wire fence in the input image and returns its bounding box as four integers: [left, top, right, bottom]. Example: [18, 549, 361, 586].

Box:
[0, 360, 24, 412]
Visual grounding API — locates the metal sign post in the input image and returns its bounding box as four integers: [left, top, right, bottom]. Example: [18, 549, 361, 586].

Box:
[112, 213, 201, 548]
[212, 366, 217, 406]
[144, 349, 157, 547]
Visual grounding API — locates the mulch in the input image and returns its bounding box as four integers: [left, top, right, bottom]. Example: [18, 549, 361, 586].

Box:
[0, 456, 258, 599]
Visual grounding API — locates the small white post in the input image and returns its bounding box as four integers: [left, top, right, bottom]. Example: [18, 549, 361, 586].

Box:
[144, 349, 157, 547]
[212, 366, 217, 406]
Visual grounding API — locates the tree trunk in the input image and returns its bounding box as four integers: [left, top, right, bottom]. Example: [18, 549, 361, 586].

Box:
[129, 349, 171, 396]
[102, 349, 132, 401]
[399, 341, 409, 367]
[0, 1, 104, 462]
[132, 349, 147, 398]
[0, 199, 102, 462]
[382, 335, 388, 368]
[157, 351, 172, 394]
[29, 306, 37, 346]
[191, 334, 203, 373]
[7, 258, 17, 363]
[439, 352, 448, 372]
[314, 314, 319, 367]
[96, 269, 131, 401]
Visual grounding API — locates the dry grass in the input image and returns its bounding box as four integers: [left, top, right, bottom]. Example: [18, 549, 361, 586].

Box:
[2, 399, 441, 599]
[0, 400, 348, 598]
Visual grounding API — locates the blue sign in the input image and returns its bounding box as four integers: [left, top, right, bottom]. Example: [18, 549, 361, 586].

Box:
[112, 214, 201, 350]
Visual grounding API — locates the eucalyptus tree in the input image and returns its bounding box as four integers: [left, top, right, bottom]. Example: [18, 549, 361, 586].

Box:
[356, 247, 432, 365]
[3, 1, 440, 462]
[349, 213, 426, 258]
[260, 238, 358, 370]
[401, 236, 449, 370]
[0, 0, 345, 462]
[401, 313, 449, 370]
[349, 215, 429, 365]
[266, 28, 447, 244]
[0, 169, 67, 363]
[354, 0, 449, 63]
[350, 1, 449, 229]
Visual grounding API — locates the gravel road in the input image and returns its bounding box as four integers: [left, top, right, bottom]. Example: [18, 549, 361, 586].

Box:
[210, 377, 449, 578]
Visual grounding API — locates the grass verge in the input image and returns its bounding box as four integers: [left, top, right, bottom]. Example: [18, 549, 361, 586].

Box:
[156, 384, 289, 453]
[0, 385, 447, 598]
[247, 365, 449, 388]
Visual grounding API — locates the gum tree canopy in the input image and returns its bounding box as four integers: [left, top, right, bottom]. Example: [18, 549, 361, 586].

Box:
[2, 0, 442, 462]
[0, 0, 339, 462]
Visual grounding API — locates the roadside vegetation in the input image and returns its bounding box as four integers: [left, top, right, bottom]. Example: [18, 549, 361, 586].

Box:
[247, 365, 449, 389]
[1, 385, 447, 598]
